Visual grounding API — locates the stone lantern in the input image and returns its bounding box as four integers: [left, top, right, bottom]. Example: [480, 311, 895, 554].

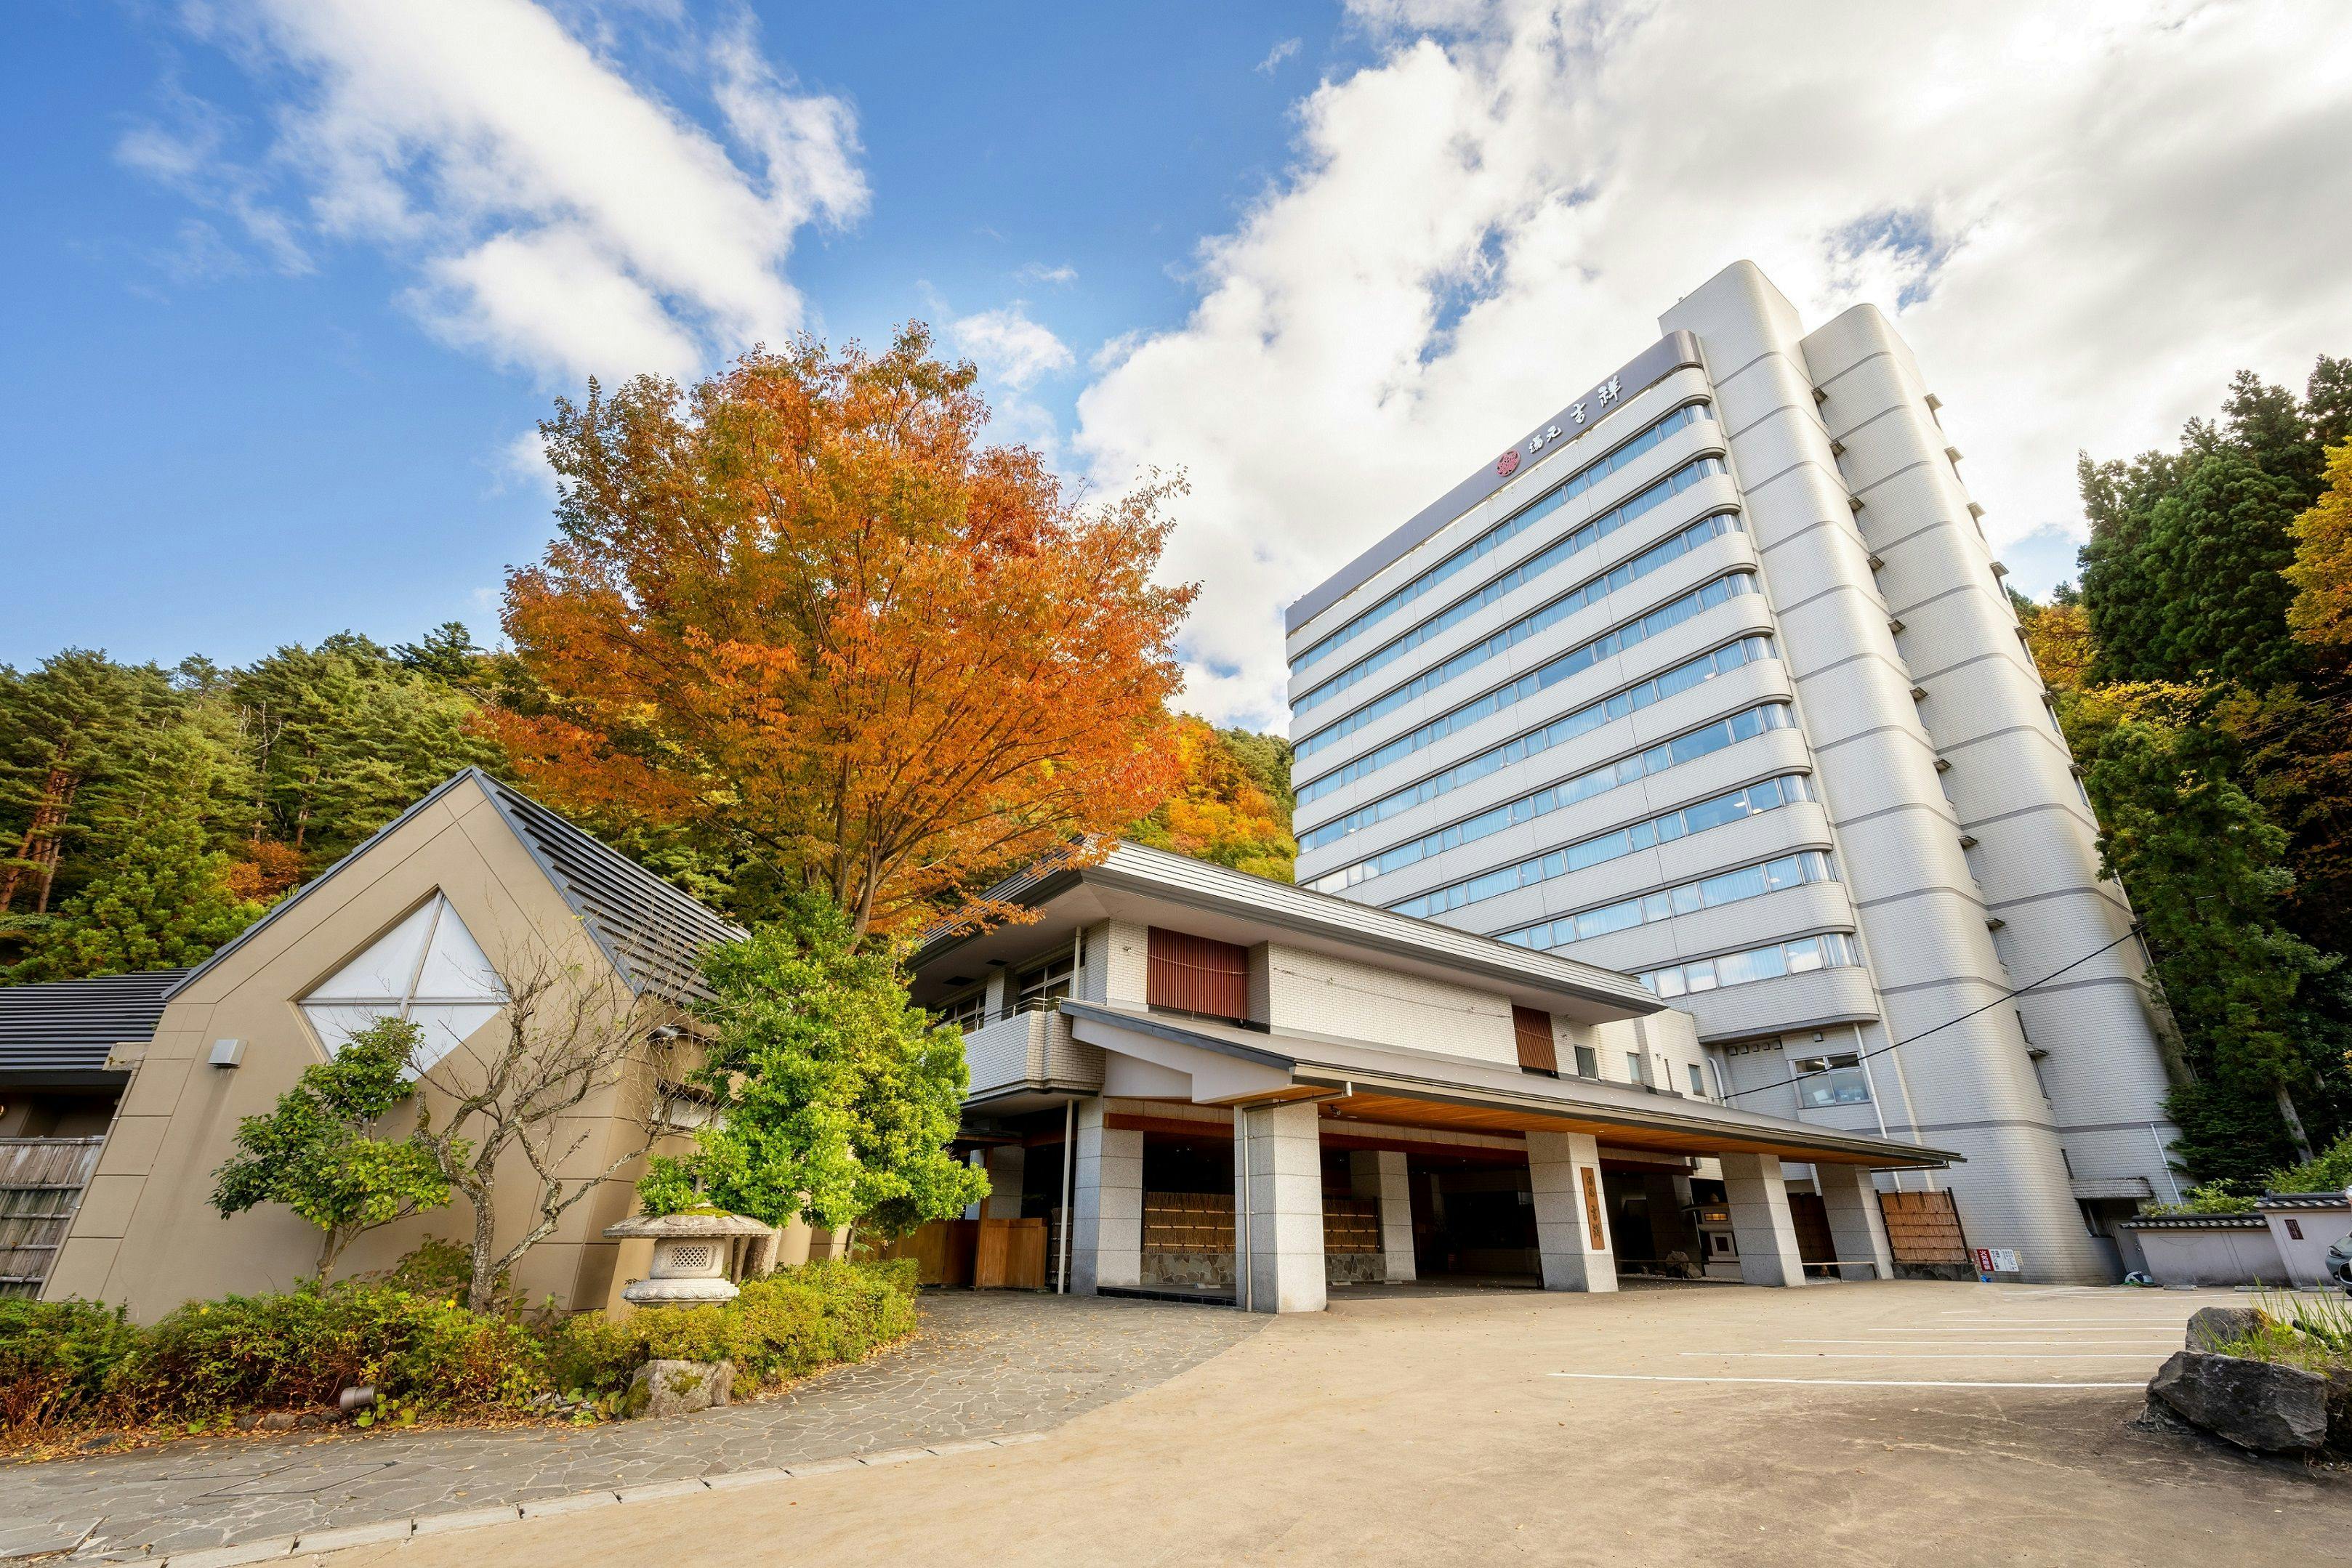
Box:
[603, 1211, 776, 1306]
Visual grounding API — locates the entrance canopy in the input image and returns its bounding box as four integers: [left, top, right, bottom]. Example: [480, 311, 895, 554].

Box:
[1060, 1000, 1954, 1172]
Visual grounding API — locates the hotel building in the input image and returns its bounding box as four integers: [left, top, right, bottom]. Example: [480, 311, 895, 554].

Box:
[1286, 262, 2179, 1284]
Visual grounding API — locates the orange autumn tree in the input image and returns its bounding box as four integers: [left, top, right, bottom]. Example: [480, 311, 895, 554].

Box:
[494, 326, 1196, 938]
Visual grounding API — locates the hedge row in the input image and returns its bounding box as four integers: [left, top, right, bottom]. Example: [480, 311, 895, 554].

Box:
[0, 1258, 919, 1436]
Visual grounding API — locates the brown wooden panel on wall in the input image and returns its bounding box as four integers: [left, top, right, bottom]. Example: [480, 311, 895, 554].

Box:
[1511, 1006, 1558, 1075]
[975, 1217, 1047, 1288]
[1877, 1189, 1970, 1264]
[1148, 927, 1251, 1022]
[1789, 1192, 1835, 1265]
[1579, 1164, 1606, 1251]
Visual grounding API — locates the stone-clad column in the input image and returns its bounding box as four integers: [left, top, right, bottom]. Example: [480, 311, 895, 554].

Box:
[1350, 1148, 1416, 1282]
[1070, 1099, 1141, 1295]
[1236, 1102, 1326, 1313]
[1527, 1130, 1618, 1292]
[1720, 1151, 1807, 1287]
[1816, 1163, 1896, 1280]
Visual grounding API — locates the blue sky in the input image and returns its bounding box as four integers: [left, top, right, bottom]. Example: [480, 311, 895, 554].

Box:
[6, 3, 2350, 727]
[1, 1, 1351, 676]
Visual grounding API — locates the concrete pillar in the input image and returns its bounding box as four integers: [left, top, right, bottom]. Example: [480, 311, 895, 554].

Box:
[1236, 1101, 1326, 1313]
[1816, 1163, 1896, 1281]
[1070, 1099, 1141, 1294]
[1350, 1148, 1416, 1282]
[1720, 1151, 1807, 1287]
[1526, 1130, 1618, 1293]
[984, 1144, 1026, 1220]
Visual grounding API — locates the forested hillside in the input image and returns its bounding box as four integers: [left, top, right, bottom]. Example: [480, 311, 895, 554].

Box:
[0, 628, 1297, 977]
[2019, 355, 2352, 1184]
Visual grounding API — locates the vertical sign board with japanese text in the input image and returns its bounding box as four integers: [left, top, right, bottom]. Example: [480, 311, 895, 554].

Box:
[1579, 1165, 1607, 1253]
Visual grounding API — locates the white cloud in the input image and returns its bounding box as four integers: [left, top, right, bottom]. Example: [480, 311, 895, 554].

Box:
[128, 0, 864, 383]
[951, 304, 1074, 391]
[1257, 38, 1303, 75]
[1017, 261, 1079, 286]
[1075, 0, 2352, 727]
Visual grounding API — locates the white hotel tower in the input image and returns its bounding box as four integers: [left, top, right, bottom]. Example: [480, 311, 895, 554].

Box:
[1286, 262, 2179, 1284]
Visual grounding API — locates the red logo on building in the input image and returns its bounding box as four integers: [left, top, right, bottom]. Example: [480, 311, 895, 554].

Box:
[1495, 449, 1521, 477]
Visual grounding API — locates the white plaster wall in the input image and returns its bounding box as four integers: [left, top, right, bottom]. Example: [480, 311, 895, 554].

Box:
[1261, 942, 1519, 1066]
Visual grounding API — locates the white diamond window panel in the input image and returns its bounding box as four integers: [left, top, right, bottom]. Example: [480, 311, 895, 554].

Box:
[298, 894, 507, 1074]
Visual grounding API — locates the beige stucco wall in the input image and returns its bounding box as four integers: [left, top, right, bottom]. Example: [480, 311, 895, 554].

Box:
[44, 777, 672, 1322]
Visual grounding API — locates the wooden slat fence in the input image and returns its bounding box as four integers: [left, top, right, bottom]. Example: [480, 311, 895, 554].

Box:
[0, 1137, 104, 1298]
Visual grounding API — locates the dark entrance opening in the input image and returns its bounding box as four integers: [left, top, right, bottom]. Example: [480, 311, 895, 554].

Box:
[1404, 1149, 1539, 1280]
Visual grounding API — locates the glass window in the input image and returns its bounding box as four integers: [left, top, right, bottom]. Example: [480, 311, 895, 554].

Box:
[298, 892, 505, 1075]
[1574, 1044, 1599, 1078]
[936, 989, 988, 1032]
[1627, 1051, 1649, 1086]
[1011, 953, 1076, 1014]
[1793, 1054, 1872, 1107]
[1688, 1062, 1705, 1096]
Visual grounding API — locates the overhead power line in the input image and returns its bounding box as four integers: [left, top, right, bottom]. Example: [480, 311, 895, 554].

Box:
[1717, 925, 2145, 1104]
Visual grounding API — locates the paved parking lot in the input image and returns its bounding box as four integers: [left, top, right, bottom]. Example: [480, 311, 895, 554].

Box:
[0, 1293, 1265, 1563]
[334, 1280, 2352, 1568]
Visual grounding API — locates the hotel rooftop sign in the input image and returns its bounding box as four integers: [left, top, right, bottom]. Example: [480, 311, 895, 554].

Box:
[1285, 329, 1704, 637]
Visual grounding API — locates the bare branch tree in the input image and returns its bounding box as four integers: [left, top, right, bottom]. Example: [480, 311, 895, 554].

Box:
[407, 950, 692, 1313]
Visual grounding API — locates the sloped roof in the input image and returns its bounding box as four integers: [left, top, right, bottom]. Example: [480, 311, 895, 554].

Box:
[916, 837, 1662, 1017]
[169, 769, 743, 1008]
[472, 773, 745, 1003]
[0, 969, 185, 1082]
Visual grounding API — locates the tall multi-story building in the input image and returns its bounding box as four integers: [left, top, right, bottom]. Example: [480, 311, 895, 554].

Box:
[1286, 261, 2179, 1284]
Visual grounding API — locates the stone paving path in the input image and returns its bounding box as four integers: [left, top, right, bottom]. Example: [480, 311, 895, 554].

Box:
[1, 1293, 1264, 1564]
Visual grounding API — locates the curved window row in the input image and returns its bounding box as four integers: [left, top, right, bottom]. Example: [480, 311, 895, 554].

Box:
[1292, 403, 1715, 673]
[1297, 572, 1761, 805]
[1501, 851, 1837, 953]
[1297, 457, 1732, 722]
[1300, 635, 1776, 856]
[1305, 701, 1793, 896]
[1638, 931, 1862, 999]
[1385, 773, 1816, 920]
[1297, 507, 1744, 751]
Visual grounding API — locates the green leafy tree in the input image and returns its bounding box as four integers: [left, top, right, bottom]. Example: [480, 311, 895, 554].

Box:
[210, 1018, 453, 1277]
[2069, 690, 2343, 1176]
[637, 892, 987, 1238]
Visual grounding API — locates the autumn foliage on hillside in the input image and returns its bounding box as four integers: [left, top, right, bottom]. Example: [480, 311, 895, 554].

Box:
[494, 327, 1196, 938]
[1129, 718, 1296, 881]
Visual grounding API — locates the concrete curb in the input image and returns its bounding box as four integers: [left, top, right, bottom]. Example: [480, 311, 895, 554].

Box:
[98, 1432, 1050, 1568]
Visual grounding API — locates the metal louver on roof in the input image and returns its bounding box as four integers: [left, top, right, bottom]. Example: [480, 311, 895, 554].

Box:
[474, 777, 746, 1006]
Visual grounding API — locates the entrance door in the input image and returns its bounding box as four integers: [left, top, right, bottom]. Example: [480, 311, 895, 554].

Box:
[1788, 1192, 1836, 1276]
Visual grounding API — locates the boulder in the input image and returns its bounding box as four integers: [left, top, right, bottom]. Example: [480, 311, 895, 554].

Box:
[624, 1359, 736, 1421]
[2184, 1305, 2271, 1353]
[2146, 1350, 2329, 1453]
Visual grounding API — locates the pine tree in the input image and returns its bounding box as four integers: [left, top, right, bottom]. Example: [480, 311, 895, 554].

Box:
[6, 765, 264, 981]
[0, 651, 182, 921]
[2143, 450, 2304, 687]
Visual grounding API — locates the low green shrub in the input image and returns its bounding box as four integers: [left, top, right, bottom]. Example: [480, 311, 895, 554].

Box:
[2142, 1181, 2260, 1216]
[2266, 1133, 2352, 1195]
[0, 1298, 145, 1429]
[1, 1258, 919, 1440]
[547, 1258, 919, 1394]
